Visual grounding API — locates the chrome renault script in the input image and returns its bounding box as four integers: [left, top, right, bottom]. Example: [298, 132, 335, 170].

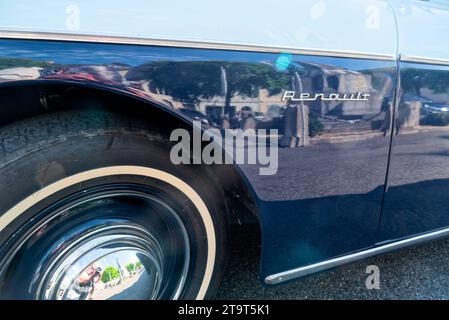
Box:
[282, 91, 370, 102]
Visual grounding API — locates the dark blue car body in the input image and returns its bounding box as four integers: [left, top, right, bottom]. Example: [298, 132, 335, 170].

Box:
[1, 0, 449, 288]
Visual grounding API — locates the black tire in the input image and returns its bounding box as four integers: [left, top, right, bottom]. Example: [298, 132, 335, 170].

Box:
[0, 110, 229, 300]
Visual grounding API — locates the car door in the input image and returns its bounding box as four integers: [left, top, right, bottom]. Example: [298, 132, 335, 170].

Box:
[220, 2, 398, 281]
[379, 0, 449, 241]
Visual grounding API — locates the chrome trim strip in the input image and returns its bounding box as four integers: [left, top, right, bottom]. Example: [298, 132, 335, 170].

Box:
[265, 226, 449, 285]
[0, 30, 396, 61]
[400, 54, 449, 66]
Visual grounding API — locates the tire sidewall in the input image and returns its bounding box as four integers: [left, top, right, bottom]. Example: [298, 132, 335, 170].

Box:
[0, 111, 228, 299]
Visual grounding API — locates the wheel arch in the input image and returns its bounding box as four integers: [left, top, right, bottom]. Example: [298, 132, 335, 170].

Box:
[0, 80, 259, 226]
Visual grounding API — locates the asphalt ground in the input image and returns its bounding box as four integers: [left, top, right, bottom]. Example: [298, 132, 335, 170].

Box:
[215, 225, 449, 300]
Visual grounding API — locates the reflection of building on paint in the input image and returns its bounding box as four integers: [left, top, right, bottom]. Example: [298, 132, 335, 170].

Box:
[197, 89, 284, 115]
[297, 62, 387, 120]
[0, 67, 42, 80]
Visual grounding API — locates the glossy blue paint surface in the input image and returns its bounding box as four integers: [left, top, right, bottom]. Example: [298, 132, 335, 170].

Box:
[0, 39, 396, 280]
[380, 62, 449, 242]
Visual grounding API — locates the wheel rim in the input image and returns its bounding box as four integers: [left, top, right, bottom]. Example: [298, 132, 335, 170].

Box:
[0, 184, 190, 300]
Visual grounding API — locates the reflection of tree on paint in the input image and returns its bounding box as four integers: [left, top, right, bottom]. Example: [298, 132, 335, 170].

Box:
[0, 57, 56, 69]
[308, 113, 325, 137]
[400, 68, 449, 128]
[126, 61, 290, 105]
[402, 68, 449, 95]
[101, 266, 120, 283]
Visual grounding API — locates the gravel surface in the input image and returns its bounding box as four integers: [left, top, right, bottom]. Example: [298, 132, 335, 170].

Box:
[216, 225, 449, 300]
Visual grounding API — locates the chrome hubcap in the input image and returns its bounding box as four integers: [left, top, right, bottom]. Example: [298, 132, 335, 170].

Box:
[43, 226, 165, 300]
[0, 185, 191, 300]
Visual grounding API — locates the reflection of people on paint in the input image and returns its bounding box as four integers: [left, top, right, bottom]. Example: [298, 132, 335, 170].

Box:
[395, 100, 411, 135]
[72, 263, 102, 300]
[221, 114, 231, 130]
[239, 106, 257, 131]
[280, 104, 298, 147]
[378, 97, 392, 136]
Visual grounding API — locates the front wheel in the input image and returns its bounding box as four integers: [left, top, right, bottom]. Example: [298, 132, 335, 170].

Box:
[0, 111, 228, 300]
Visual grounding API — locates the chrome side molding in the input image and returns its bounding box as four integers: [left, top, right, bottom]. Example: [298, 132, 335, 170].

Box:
[265, 227, 449, 285]
[6, 31, 449, 66]
[400, 54, 449, 67]
[0, 30, 395, 61]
